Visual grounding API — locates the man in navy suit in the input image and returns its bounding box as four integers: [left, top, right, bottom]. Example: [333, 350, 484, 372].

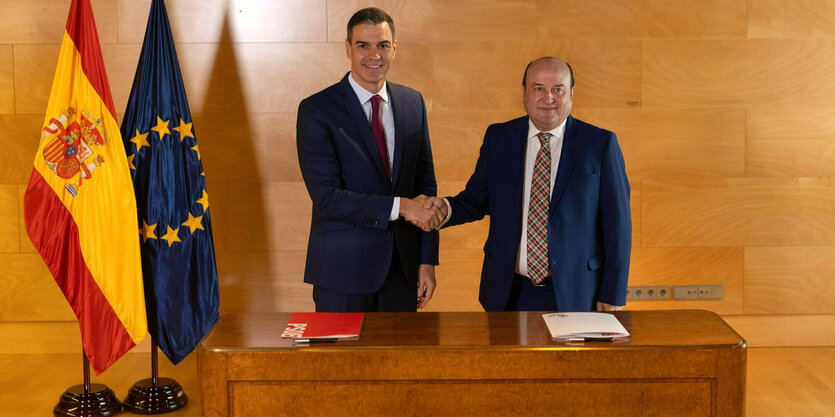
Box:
[296, 8, 444, 312]
[432, 57, 632, 312]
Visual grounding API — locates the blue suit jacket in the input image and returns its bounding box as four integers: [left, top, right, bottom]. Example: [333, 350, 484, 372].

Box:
[297, 73, 438, 294]
[445, 115, 631, 311]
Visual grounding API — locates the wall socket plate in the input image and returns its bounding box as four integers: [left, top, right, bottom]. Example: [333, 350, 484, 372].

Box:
[626, 286, 670, 301]
[673, 285, 724, 300]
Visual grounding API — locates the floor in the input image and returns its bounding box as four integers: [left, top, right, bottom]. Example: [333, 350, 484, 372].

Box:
[1, 347, 832, 416]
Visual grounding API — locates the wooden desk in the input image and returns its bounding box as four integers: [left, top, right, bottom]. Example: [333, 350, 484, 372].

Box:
[198, 310, 745, 417]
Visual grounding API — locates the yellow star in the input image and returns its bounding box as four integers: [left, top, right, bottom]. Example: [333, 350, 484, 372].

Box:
[128, 154, 136, 170]
[181, 212, 204, 234]
[130, 129, 150, 151]
[174, 119, 193, 142]
[196, 190, 210, 212]
[139, 219, 157, 243]
[161, 225, 181, 247]
[151, 116, 170, 140]
[191, 143, 201, 160]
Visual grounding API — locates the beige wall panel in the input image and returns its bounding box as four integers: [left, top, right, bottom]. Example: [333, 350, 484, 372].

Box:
[434, 40, 641, 112]
[327, 0, 537, 42]
[0, 254, 74, 321]
[13, 44, 58, 115]
[119, 0, 326, 44]
[537, 0, 746, 39]
[0, 115, 41, 183]
[0, 46, 13, 114]
[194, 112, 301, 183]
[429, 111, 520, 182]
[437, 181, 489, 251]
[626, 247, 743, 315]
[631, 182, 640, 247]
[428, 250, 484, 312]
[216, 250, 311, 313]
[102, 43, 222, 115]
[745, 247, 835, 314]
[225, 181, 310, 251]
[0, 322, 80, 354]
[223, 42, 345, 113]
[724, 315, 835, 347]
[643, 39, 835, 108]
[0, 0, 116, 44]
[642, 178, 835, 247]
[0, 186, 19, 253]
[573, 109, 746, 180]
[747, 108, 835, 177]
[18, 185, 35, 253]
[749, 0, 835, 37]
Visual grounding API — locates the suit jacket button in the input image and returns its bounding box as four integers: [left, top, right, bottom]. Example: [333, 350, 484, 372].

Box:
[370, 220, 379, 226]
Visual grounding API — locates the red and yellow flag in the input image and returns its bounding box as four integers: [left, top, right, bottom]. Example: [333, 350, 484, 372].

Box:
[23, 0, 146, 374]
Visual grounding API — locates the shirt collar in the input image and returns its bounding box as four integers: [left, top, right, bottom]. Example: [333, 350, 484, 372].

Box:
[348, 72, 389, 105]
[527, 117, 567, 141]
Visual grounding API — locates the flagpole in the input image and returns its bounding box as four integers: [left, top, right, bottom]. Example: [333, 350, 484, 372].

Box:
[53, 349, 122, 416]
[122, 338, 188, 414]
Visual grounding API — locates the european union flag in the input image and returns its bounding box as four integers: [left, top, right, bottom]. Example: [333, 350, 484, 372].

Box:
[121, 0, 219, 364]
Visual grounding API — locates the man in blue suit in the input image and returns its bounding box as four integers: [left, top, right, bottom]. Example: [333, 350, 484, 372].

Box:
[296, 8, 444, 312]
[434, 57, 631, 312]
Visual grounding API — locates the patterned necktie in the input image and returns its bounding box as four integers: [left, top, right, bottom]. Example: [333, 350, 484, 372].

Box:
[370, 94, 391, 182]
[527, 132, 551, 285]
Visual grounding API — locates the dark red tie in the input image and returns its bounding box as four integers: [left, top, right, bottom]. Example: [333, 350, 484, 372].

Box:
[370, 95, 391, 182]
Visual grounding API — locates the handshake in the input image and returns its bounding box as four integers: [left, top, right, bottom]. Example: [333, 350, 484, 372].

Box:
[400, 195, 448, 232]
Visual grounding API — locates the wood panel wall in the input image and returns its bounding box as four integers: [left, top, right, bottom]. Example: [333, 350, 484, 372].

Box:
[2, 0, 834, 353]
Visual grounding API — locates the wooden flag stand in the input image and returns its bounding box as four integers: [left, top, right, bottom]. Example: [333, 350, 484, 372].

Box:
[53, 351, 122, 416]
[122, 339, 188, 414]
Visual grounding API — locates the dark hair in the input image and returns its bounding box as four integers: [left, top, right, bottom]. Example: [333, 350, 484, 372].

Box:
[346, 8, 395, 42]
[522, 58, 574, 88]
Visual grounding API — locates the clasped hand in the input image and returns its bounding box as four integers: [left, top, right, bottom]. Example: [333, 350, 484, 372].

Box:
[400, 194, 447, 231]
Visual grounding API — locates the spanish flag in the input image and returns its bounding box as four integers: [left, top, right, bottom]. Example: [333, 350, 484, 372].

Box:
[23, 0, 146, 375]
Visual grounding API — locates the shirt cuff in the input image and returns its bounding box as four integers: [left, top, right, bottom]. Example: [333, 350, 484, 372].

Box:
[389, 197, 400, 221]
[437, 198, 452, 229]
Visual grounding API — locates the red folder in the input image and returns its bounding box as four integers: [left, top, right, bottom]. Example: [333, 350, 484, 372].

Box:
[281, 312, 364, 340]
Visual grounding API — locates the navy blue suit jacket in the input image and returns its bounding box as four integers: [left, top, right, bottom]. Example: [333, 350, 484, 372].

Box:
[445, 115, 631, 311]
[297, 73, 438, 294]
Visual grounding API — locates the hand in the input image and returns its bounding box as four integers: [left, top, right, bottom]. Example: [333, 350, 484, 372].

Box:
[400, 195, 446, 231]
[596, 301, 623, 312]
[417, 264, 436, 309]
[423, 196, 448, 223]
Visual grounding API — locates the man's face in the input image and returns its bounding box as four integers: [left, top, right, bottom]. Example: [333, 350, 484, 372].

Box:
[346, 22, 396, 93]
[522, 62, 574, 131]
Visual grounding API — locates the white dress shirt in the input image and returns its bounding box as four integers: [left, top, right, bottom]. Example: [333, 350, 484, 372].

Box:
[515, 119, 565, 277]
[347, 73, 400, 220]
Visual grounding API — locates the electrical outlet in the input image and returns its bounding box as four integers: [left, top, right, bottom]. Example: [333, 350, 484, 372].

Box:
[673, 285, 724, 300]
[697, 285, 724, 300]
[673, 285, 699, 300]
[626, 286, 670, 301]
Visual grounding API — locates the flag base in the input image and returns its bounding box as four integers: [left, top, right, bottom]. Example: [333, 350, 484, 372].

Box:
[122, 377, 188, 414]
[54, 383, 122, 416]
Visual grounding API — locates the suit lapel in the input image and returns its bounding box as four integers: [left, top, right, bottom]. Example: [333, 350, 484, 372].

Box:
[388, 83, 404, 189]
[337, 74, 390, 184]
[510, 117, 529, 227]
[550, 115, 580, 215]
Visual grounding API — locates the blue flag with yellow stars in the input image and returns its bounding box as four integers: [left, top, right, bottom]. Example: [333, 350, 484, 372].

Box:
[121, 0, 219, 364]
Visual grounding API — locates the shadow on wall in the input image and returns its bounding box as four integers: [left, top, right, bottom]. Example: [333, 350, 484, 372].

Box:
[196, 6, 275, 314]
